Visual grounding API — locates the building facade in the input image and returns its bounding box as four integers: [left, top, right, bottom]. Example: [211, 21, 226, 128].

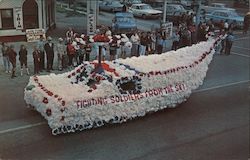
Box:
[0, 0, 56, 42]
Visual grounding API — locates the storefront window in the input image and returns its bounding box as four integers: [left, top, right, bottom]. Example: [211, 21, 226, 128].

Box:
[23, 0, 39, 29]
[0, 9, 14, 29]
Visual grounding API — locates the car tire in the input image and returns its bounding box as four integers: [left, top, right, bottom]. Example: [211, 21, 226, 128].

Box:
[142, 14, 146, 19]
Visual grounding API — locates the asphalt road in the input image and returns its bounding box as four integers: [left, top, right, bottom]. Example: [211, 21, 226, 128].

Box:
[0, 32, 249, 160]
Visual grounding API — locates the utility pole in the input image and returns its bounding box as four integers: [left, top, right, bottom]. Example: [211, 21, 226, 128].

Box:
[163, 0, 167, 23]
[195, 0, 201, 43]
[195, 0, 201, 28]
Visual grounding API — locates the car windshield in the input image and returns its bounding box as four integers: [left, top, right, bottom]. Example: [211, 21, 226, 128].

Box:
[112, 2, 121, 5]
[141, 5, 152, 10]
[175, 5, 185, 11]
[133, 0, 142, 3]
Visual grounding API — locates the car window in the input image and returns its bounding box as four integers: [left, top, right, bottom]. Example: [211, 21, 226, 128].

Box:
[213, 12, 220, 16]
[220, 12, 228, 17]
[141, 5, 152, 9]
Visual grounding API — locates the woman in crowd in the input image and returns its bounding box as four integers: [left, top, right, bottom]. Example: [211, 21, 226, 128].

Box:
[19, 44, 29, 76]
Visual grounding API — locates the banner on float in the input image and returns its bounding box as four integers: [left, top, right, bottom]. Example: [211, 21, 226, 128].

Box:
[75, 83, 187, 110]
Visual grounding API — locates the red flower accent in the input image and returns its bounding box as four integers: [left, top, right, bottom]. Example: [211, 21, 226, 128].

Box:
[43, 97, 48, 104]
[155, 71, 162, 75]
[54, 95, 58, 98]
[88, 89, 93, 93]
[38, 83, 43, 87]
[76, 69, 81, 73]
[47, 91, 53, 96]
[62, 100, 66, 106]
[46, 108, 52, 116]
[67, 75, 71, 78]
[93, 34, 110, 42]
[34, 77, 38, 82]
[60, 108, 65, 112]
[90, 85, 97, 90]
[72, 72, 76, 76]
[58, 97, 62, 101]
[60, 116, 65, 121]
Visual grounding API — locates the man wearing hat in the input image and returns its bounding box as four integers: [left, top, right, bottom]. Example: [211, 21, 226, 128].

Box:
[44, 36, 55, 72]
[56, 38, 66, 71]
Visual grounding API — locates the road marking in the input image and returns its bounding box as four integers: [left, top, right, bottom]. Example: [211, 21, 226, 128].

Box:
[233, 46, 250, 51]
[195, 80, 249, 93]
[0, 122, 46, 135]
[231, 52, 250, 58]
[0, 80, 249, 135]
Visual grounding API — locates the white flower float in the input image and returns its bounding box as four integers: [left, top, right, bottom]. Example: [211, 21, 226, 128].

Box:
[24, 36, 223, 135]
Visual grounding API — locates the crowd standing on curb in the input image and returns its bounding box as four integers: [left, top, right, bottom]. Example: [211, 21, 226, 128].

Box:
[1, 11, 249, 78]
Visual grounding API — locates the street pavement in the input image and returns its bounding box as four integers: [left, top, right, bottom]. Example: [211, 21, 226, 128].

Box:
[0, 31, 249, 159]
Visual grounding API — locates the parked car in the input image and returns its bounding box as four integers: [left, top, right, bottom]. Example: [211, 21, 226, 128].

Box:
[200, 3, 235, 14]
[128, 3, 162, 19]
[99, 1, 123, 12]
[206, 10, 244, 29]
[111, 12, 137, 34]
[157, 4, 193, 15]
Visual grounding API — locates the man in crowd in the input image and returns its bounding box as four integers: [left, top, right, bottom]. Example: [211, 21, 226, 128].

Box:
[37, 35, 45, 71]
[44, 36, 55, 72]
[56, 38, 67, 71]
[1, 42, 11, 73]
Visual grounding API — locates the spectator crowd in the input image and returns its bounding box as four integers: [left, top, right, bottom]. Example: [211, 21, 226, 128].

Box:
[1, 11, 245, 78]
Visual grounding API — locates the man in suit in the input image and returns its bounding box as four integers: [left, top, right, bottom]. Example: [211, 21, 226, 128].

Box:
[44, 36, 55, 72]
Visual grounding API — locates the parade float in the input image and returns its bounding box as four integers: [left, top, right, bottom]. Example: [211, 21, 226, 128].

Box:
[24, 34, 222, 135]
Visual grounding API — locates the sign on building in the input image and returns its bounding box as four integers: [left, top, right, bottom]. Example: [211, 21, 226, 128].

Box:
[14, 7, 23, 29]
[26, 29, 45, 42]
[161, 22, 173, 39]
